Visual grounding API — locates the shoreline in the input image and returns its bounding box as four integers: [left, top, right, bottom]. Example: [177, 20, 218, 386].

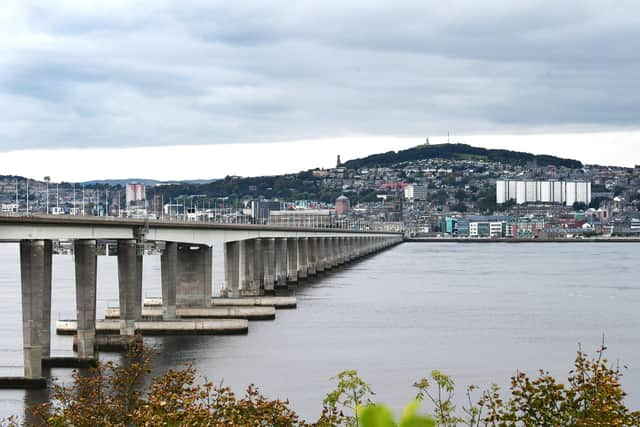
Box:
[406, 238, 640, 243]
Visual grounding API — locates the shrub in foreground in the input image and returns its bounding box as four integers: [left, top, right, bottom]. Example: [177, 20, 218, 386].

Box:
[7, 341, 639, 426]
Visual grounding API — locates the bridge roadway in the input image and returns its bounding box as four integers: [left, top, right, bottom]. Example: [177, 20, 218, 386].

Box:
[0, 215, 403, 382]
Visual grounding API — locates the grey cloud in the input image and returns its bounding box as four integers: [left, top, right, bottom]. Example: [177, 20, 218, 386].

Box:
[0, 0, 639, 151]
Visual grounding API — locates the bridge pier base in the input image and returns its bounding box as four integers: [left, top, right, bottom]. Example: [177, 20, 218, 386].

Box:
[117, 240, 142, 336]
[19, 240, 52, 379]
[74, 240, 97, 359]
[161, 242, 177, 319]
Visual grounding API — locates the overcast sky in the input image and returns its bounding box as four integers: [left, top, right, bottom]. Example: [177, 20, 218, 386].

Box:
[1, 1, 639, 181]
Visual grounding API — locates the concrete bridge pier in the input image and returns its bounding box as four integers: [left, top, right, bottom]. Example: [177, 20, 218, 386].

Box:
[160, 242, 178, 319]
[287, 238, 298, 283]
[329, 237, 338, 267]
[308, 238, 317, 276]
[224, 241, 240, 297]
[316, 237, 326, 273]
[338, 237, 346, 265]
[263, 238, 276, 293]
[74, 240, 97, 359]
[275, 238, 288, 288]
[176, 244, 212, 307]
[345, 238, 353, 262]
[117, 240, 143, 336]
[298, 237, 309, 279]
[322, 237, 331, 270]
[19, 239, 52, 379]
[242, 239, 263, 296]
[42, 240, 53, 359]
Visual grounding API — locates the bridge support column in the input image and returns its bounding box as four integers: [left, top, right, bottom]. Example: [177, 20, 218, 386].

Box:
[161, 242, 177, 319]
[224, 241, 240, 298]
[322, 237, 330, 270]
[287, 238, 298, 282]
[74, 240, 97, 359]
[345, 238, 353, 262]
[308, 238, 317, 276]
[117, 240, 142, 336]
[316, 237, 326, 273]
[242, 239, 262, 296]
[42, 240, 52, 359]
[298, 238, 308, 279]
[275, 238, 288, 288]
[263, 238, 276, 293]
[19, 239, 52, 379]
[255, 239, 264, 292]
[329, 237, 338, 267]
[338, 237, 346, 265]
[176, 244, 212, 307]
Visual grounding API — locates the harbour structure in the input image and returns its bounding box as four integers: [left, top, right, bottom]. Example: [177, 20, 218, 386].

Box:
[496, 179, 591, 206]
[0, 215, 402, 384]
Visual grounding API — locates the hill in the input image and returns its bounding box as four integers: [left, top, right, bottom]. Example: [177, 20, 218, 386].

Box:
[80, 178, 217, 186]
[341, 143, 583, 170]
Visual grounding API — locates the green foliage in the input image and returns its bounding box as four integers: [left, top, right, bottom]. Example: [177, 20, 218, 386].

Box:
[27, 341, 308, 427]
[11, 342, 638, 427]
[573, 201, 588, 211]
[480, 343, 640, 426]
[359, 402, 436, 427]
[319, 370, 376, 426]
[413, 371, 462, 427]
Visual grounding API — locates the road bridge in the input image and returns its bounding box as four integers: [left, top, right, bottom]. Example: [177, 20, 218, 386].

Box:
[0, 215, 403, 383]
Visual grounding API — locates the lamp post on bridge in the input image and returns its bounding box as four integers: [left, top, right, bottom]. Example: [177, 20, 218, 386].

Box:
[44, 177, 50, 215]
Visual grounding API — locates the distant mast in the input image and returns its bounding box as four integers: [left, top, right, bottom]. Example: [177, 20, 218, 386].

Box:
[336, 154, 341, 168]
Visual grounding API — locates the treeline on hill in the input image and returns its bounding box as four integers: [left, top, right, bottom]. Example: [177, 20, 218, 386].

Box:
[342, 143, 583, 170]
[155, 171, 344, 204]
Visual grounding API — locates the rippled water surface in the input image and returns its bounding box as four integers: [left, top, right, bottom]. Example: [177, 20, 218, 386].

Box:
[0, 242, 639, 420]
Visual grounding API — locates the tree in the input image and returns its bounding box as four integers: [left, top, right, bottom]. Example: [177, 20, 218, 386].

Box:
[573, 201, 588, 211]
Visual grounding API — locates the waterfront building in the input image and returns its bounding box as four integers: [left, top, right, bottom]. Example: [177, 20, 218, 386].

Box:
[445, 216, 458, 234]
[496, 179, 591, 206]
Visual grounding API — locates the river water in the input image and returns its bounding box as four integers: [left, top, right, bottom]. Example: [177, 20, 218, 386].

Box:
[0, 242, 639, 421]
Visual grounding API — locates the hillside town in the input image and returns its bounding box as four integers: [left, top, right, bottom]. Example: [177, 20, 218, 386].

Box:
[2, 144, 640, 239]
